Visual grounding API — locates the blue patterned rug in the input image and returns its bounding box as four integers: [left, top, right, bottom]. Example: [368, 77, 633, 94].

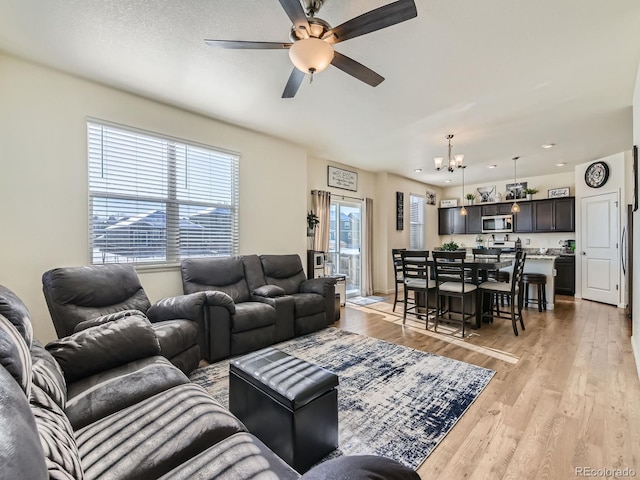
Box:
[190, 328, 494, 470]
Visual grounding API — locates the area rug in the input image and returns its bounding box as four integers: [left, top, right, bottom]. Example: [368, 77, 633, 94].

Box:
[346, 295, 387, 306]
[190, 328, 495, 469]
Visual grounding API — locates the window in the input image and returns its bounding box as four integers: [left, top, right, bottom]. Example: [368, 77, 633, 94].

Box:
[88, 121, 239, 265]
[409, 194, 425, 250]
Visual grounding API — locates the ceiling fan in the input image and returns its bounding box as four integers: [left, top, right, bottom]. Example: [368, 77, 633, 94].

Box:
[205, 0, 418, 98]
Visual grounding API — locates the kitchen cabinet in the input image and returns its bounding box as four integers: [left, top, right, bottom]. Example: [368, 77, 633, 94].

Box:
[554, 255, 575, 296]
[465, 205, 483, 234]
[533, 197, 575, 232]
[482, 203, 513, 216]
[438, 207, 466, 235]
[513, 202, 533, 233]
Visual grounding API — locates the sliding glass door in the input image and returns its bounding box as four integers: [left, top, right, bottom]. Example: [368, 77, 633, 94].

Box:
[328, 200, 361, 297]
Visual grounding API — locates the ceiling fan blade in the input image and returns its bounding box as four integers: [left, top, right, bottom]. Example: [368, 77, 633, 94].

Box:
[282, 68, 305, 98]
[278, 0, 311, 34]
[204, 39, 292, 49]
[331, 52, 384, 87]
[322, 0, 417, 44]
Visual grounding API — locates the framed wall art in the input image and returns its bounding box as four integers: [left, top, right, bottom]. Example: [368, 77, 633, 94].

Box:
[396, 192, 404, 230]
[328, 166, 358, 191]
[425, 188, 436, 206]
[548, 187, 570, 198]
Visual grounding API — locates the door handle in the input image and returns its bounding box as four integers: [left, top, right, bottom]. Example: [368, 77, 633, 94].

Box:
[581, 251, 586, 255]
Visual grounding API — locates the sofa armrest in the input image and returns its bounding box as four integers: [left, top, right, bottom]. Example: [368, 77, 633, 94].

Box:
[300, 277, 336, 296]
[46, 315, 160, 383]
[147, 292, 207, 323]
[253, 285, 286, 298]
[203, 291, 236, 315]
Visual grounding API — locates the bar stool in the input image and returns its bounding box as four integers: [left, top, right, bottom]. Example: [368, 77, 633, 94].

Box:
[521, 273, 547, 312]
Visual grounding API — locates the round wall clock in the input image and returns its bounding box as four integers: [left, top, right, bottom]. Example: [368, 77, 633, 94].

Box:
[584, 161, 609, 188]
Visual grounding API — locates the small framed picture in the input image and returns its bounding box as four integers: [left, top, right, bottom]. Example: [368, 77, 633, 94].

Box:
[425, 189, 436, 206]
[440, 199, 458, 207]
[548, 187, 570, 198]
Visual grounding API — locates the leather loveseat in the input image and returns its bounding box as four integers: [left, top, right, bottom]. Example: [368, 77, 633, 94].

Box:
[42, 264, 202, 374]
[0, 284, 420, 480]
[181, 254, 336, 362]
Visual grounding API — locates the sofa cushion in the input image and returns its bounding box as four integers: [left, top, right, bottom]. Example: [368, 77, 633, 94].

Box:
[260, 255, 308, 295]
[152, 319, 198, 359]
[290, 293, 326, 318]
[0, 313, 32, 395]
[158, 432, 299, 480]
[232, 302, 277, 333]
[30, 340, 67, 409]
[65, 356, 189, 430]
[46, 315, 160, 383]
[75, 384, 246, 480]
[74, 309, 147, 332]
[30, 384, 84, 480]
[42, 265, 152, 338]
[181, 257, 251, 303]
[299, 455, 420, 480]
[0, 366, 48, 480]
[0, 285, 34, 346]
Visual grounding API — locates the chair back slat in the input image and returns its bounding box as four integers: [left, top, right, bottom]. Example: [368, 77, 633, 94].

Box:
[432, 251, 467, 286]
[511, 251, 527, 293]
[392, 248, 406, 279]
[400, 250, 429, 281]
[472, 248, 502, 261]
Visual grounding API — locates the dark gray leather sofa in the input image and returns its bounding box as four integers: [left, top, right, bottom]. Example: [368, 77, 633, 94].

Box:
[42, 264, 202, 374]
[0, 284, 419, 480]
[181, 254, 336, 362]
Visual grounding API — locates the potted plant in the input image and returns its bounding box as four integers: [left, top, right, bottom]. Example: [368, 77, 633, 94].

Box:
[523, 187, 538, 200]
[441, 240, 459, 251]
[465, 193, 476, 205]
[307, 211, 320, 236]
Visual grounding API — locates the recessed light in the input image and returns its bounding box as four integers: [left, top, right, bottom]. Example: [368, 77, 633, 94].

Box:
[444, 179, 452, 183]
[556, 162, 567, 167]
[542, 143, 556, 149]
[413, 168, 422, 173]
[488, 164, 497, 169]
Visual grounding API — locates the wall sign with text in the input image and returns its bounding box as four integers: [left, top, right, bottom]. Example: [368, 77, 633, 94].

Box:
[327, 166, 358, 191]
[396, 192, 404, 230]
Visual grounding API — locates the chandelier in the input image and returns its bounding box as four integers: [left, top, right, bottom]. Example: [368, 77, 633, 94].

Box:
[434, 134, 464, 172]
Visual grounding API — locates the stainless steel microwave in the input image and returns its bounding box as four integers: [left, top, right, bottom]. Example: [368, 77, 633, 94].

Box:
[482, 215, 513, 233]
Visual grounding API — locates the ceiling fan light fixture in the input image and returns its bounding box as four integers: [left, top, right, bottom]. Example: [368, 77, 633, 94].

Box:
[289, 38, 334, 74]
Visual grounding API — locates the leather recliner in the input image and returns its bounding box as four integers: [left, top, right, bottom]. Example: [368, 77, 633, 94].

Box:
[42, 264, 203, 374]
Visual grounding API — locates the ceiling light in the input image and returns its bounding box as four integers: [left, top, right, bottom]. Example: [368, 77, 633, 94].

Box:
[444, 179, 452, 183]
[289, 38, 334, 76]
[511, 156, 521, 213]
[541, 143, 556, 149]
[434, 134, 464, 172]
[488, 164, 497, 169]
[414, 168, 422, 173]
[556, 162, 567, 167]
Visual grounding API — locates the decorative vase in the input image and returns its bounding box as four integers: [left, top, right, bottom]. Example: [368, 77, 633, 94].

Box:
[307, 227, 315, 236]
[526, 194, 532, 201]
[466, 199, 474, 205]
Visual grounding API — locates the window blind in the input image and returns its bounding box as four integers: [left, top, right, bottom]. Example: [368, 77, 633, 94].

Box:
[88, 121, 239, 265]
[409, 194, 425, 250]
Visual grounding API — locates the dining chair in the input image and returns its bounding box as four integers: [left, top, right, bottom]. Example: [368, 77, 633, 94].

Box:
[479, 251, 527, 336]
[391, 248, 406, 312]
[400, 250, 436, 327]
[473, 247, 509, 312]
[432, 251, 477, 338]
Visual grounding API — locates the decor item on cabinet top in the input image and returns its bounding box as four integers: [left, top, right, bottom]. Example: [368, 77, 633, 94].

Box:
[476, 186, 496, 203]
[523, 187, 539, 200]
[307, 211, 320, 236]
[465, 193, 476, 205]
[506, 181, 527, 200]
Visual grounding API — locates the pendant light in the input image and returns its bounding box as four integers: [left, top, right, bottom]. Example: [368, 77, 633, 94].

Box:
[460, 166, 467, 216]
[434, 134, 464, 172]
[511, 156, 520, 213]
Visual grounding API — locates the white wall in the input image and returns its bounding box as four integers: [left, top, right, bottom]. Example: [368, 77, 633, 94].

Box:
[632, 62, 640, 377]
[0, 53, 308, 343]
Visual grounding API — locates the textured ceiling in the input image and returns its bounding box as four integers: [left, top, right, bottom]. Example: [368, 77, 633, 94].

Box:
[1, 0, 640, 186]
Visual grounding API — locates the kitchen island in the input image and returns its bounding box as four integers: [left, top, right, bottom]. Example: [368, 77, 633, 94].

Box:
[502, 253, 557, 310]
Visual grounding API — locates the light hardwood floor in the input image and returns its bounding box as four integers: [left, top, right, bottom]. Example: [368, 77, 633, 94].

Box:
[337, 295, 640, 480]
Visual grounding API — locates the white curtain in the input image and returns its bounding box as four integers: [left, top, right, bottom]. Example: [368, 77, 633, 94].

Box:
[362, 197, 374, 296]
[311, 190, 331, 252]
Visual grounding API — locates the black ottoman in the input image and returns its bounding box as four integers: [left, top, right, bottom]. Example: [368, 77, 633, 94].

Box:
[229, 347, 339, 473]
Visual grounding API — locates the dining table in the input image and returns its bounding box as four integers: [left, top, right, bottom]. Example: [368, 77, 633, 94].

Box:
[399, 252, 513, 329]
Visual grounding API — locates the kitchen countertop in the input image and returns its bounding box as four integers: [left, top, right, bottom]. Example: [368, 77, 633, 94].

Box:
[502, 253, 558, 260]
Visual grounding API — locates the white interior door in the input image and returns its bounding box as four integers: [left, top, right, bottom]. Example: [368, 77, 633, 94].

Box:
[580, 192, 619, 305]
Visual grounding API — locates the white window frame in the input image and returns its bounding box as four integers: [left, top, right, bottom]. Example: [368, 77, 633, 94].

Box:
[88, 119, 240, 266]
[409, 194, 425, 250]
